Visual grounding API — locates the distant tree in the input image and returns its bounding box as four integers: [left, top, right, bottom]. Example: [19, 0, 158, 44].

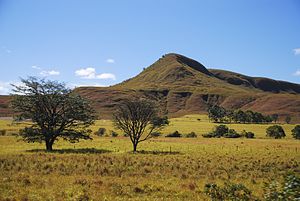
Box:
[241, 130, 255, 138]
[11, 77, 95, 151]
[266, 125, 285, 139]
[233, 110, 247, 123]
[113, 99, 169, 152]
[166, 130, 182, 138]
[95, 128, 106, 136]
[285, 116, 292, 124]
[271, 114, 279, 123]
[214, 125, 229, 137]
[207, 105, 226, 123]
[291, 125, 300, 140]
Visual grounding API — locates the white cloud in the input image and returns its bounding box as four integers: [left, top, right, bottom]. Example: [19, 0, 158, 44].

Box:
[40, 70, 60, 76]
[106, 58, 115, 63]
[31, 65, 41, 70]
[0, 81, 24, 95]
[293, 70, 300, 76]
[293, 48, 300, 55]
[75, 67, 116, 80]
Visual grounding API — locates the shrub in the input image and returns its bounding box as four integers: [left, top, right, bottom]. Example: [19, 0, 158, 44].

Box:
[266, 125, 285, 139]
[204, 182, 254, 200]
[0, 129, 6, 136]
[110, 130, 118, 137]
[165, 131, 182, 138]
[202, 132, 217, 138]
[291, 125, 300, 140]
[214, 125, 229, 137]
[241, 130, 255, 138]
[186, 132, 197, 138]
[263, 173, 300, 200]
[94, 128, 106, 136]
[223, 129, 241, 138]
[150, 132, 161, 138]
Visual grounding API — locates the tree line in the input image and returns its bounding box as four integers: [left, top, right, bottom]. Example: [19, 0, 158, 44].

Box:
[207, 105, 291, 124]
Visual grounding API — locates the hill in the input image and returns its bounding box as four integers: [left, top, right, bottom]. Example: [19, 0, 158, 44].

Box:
[1, 53, 300, 122]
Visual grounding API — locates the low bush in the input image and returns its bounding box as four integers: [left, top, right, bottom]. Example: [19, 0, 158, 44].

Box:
[291, 125, 300, 140]
[202, 132, 217, 138]
[204, 182, 254, 200]
[264, 173, 300, 200]
[94, 128, 106, 136]
[266, 125, 285, 139]
[110, 131, 118, 137]
[186, 132, 197, 138]
[241, 130, 255, 138]
[150, 132, 161, 138]
[223, 129, 241, 138]
[0, 129, 6, 136]
[165, 131, 182, 138]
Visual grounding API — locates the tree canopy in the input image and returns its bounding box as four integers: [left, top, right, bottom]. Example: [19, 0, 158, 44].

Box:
[113, 99, 169, 152]
[11, 77, 95, 151]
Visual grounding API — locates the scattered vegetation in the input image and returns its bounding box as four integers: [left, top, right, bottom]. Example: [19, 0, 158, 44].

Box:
[185, 132, 197, 138]
[94, 127, 106, 136]
[208, 105, 274, 124]
[165, 131, 182, 138]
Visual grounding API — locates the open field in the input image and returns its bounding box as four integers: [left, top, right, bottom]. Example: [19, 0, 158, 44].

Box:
[0, 115, 299, 200]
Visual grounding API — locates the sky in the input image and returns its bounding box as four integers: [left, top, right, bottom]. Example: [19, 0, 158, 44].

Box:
[0, 0, 300, 94]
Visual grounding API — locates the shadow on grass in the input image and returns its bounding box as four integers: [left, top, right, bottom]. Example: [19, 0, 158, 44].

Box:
[133, 150, 181, 155]
[26, 148, 112, 154]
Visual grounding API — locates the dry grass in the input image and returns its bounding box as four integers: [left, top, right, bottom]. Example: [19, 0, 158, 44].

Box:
[0, 115, 299, 200]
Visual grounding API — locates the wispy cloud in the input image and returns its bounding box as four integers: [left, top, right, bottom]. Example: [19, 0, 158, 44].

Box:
[1, 46, 12, 54]
[293, 70, 300, 76]
[75, 67, 116, 80]
[31, 65, 41, 70]
[40, 70, 60, 76]
[293, 48, 300, 55]
[106, 58, 115, 63]
[0, 81, 24, 95]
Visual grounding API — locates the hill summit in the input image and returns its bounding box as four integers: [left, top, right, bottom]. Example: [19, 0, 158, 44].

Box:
[1, 53, 300, 122]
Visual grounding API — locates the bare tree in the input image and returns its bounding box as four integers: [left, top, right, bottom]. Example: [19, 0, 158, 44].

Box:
[11, 77, 95, 151]
[113, 99, 169, 152]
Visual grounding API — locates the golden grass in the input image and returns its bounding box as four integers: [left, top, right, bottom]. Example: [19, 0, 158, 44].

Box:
[0, 115, 299, 200]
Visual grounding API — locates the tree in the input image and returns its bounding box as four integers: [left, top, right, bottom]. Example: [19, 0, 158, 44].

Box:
[285, 116, 292, 124]
[291, 125, 300, 139]
[11, 77, 95, 151]
[112, 99, 169, 152]
[271, 114, 279, 123]
[266, 125, 285, 139]
[207, 105, 226, 123]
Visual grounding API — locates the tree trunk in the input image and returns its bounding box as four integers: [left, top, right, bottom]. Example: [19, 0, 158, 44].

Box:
[133, 143, 138, 153]
[45, 140, 53, 151]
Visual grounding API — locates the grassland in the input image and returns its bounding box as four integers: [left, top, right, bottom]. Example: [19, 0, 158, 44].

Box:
[0, 115, 299, 200]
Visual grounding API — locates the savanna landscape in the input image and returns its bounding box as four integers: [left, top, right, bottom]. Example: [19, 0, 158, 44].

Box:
[1, 1, 300, 201]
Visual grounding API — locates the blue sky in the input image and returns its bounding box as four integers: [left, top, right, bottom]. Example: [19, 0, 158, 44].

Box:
[0, 0, 300, 94]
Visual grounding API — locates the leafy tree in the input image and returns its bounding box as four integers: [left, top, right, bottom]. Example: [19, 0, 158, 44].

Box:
[271, 114, 279, 123]
[207, 105, 226, 123]
[223, 129, 241, 138]
[241, 130, 255, 138]
[291, 125, 300, 140]
[285, 116, 292, 124]
[266, 125, 285, 139]
[233, 110, 247, 123]
[214, 125, 229, 137]
[11, 77, 95, 151]
[113, 99, 169, 152]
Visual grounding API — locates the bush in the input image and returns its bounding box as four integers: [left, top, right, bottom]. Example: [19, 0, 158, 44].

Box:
[0, 129, 6, 136]
[186, 132, 197, 138]
[266, 125, 286, 139]
[202, 132, 217, 138]
[165, 131, 182, 138]
[110, 130, 118, 137]
[94, 128, 106, 136]
[291, 125, 300, 140]
[263, 173, 300, 200]
[150, 132, 161, 138]
[241, 130, 255, 138]
[204, 182, 254, 200]
[223, 129, 241, 138]
[214, 125, 229, 137]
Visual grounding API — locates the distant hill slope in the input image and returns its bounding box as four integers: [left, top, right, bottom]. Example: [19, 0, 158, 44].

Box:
[210, 69, 300, 94]
[1, 53, 300, 122]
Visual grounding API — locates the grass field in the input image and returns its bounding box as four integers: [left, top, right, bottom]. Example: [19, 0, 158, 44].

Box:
[0, 115, 299, 200]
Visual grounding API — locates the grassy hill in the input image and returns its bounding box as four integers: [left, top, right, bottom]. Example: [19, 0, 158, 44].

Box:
[1, 53, 300, 122]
